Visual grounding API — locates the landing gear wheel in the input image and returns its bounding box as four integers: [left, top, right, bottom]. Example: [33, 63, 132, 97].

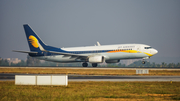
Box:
[82, 63, 88, 67]
[92, 63, 98, 67]
[142, 61, 145, 64]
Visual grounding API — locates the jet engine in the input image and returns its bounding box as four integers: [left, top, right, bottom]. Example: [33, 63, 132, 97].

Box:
[89, 56, 104, 63]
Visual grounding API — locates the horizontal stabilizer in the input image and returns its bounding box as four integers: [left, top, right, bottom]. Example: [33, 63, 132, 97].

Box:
[12, 50, 38, 54]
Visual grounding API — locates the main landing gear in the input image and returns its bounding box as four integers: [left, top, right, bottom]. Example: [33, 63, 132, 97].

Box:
[82, 63, 98, 67]
[92, 63, 98, 67]
[82, 62, 88, 67]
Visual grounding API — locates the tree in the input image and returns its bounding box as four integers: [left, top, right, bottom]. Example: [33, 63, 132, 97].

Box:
[0, 58, 9, 66]
[26, 55, 40, 66]
[177, 63, 180, 67]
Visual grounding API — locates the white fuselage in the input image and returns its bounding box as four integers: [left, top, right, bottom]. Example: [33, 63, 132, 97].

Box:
[37, 44, 158, 63]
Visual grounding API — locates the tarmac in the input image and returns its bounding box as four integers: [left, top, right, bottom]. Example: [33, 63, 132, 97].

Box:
[0, 73, 180, 82]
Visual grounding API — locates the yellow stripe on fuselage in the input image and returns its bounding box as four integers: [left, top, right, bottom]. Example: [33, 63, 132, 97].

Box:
[107, 50, 153, 56]
[143, 52, 153, 57]
[107, 50, 138, 53]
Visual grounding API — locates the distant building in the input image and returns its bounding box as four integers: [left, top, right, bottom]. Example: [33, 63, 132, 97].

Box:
[6, 58, 21, 64]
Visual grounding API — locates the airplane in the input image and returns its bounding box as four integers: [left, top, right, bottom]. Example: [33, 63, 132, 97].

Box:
[13, 24, 158, 67]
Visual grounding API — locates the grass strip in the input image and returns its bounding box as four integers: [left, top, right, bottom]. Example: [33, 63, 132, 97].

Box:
[0, 81, 180, 101]
[0, 68, 180, 75]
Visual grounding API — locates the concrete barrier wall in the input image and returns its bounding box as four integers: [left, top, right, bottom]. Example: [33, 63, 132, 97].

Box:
[15, 75, 36, 85]
[15, 75, 68, 86]
[51, 75, 68, 85]
[37, 76, 51, 85]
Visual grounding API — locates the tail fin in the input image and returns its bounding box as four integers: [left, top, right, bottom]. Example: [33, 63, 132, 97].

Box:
[23, 24, 46, 52]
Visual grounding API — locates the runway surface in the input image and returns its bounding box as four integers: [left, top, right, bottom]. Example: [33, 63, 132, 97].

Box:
[0, 73, 180, 82]
[1, 66, 180, 70]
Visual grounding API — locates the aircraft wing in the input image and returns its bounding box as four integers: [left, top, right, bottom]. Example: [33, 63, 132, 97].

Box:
[37, 40, 89, 59]
[13, 50, 88, 60]
[46, 50, 88, 59]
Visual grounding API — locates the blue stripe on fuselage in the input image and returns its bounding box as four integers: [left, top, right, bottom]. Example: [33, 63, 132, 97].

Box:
[29, 48, 129, 57]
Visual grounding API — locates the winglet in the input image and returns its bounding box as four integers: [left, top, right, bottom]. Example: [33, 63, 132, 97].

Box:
[97, 41, 101, 46]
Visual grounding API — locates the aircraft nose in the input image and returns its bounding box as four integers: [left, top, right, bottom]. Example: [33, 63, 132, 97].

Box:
[152, 49, 158, 55]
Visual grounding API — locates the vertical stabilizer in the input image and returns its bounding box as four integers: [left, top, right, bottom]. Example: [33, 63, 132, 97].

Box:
[23, 24, 46, 52]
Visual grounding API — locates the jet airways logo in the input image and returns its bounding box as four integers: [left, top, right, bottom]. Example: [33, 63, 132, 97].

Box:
[29, 35, 39, 48]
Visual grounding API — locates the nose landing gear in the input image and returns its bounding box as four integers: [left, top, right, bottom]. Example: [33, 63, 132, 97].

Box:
[142, 61, 146, 64]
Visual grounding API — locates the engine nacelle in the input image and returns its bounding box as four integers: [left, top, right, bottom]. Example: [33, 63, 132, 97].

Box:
[89, 56, 104, 63]
[106, 60, 120, 63]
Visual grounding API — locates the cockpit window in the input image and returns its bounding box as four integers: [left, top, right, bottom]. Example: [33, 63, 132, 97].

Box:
[145, 47, 152, 49]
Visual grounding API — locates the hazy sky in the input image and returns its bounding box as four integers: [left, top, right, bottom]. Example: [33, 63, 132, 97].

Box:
[0, 0, 180, 63]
